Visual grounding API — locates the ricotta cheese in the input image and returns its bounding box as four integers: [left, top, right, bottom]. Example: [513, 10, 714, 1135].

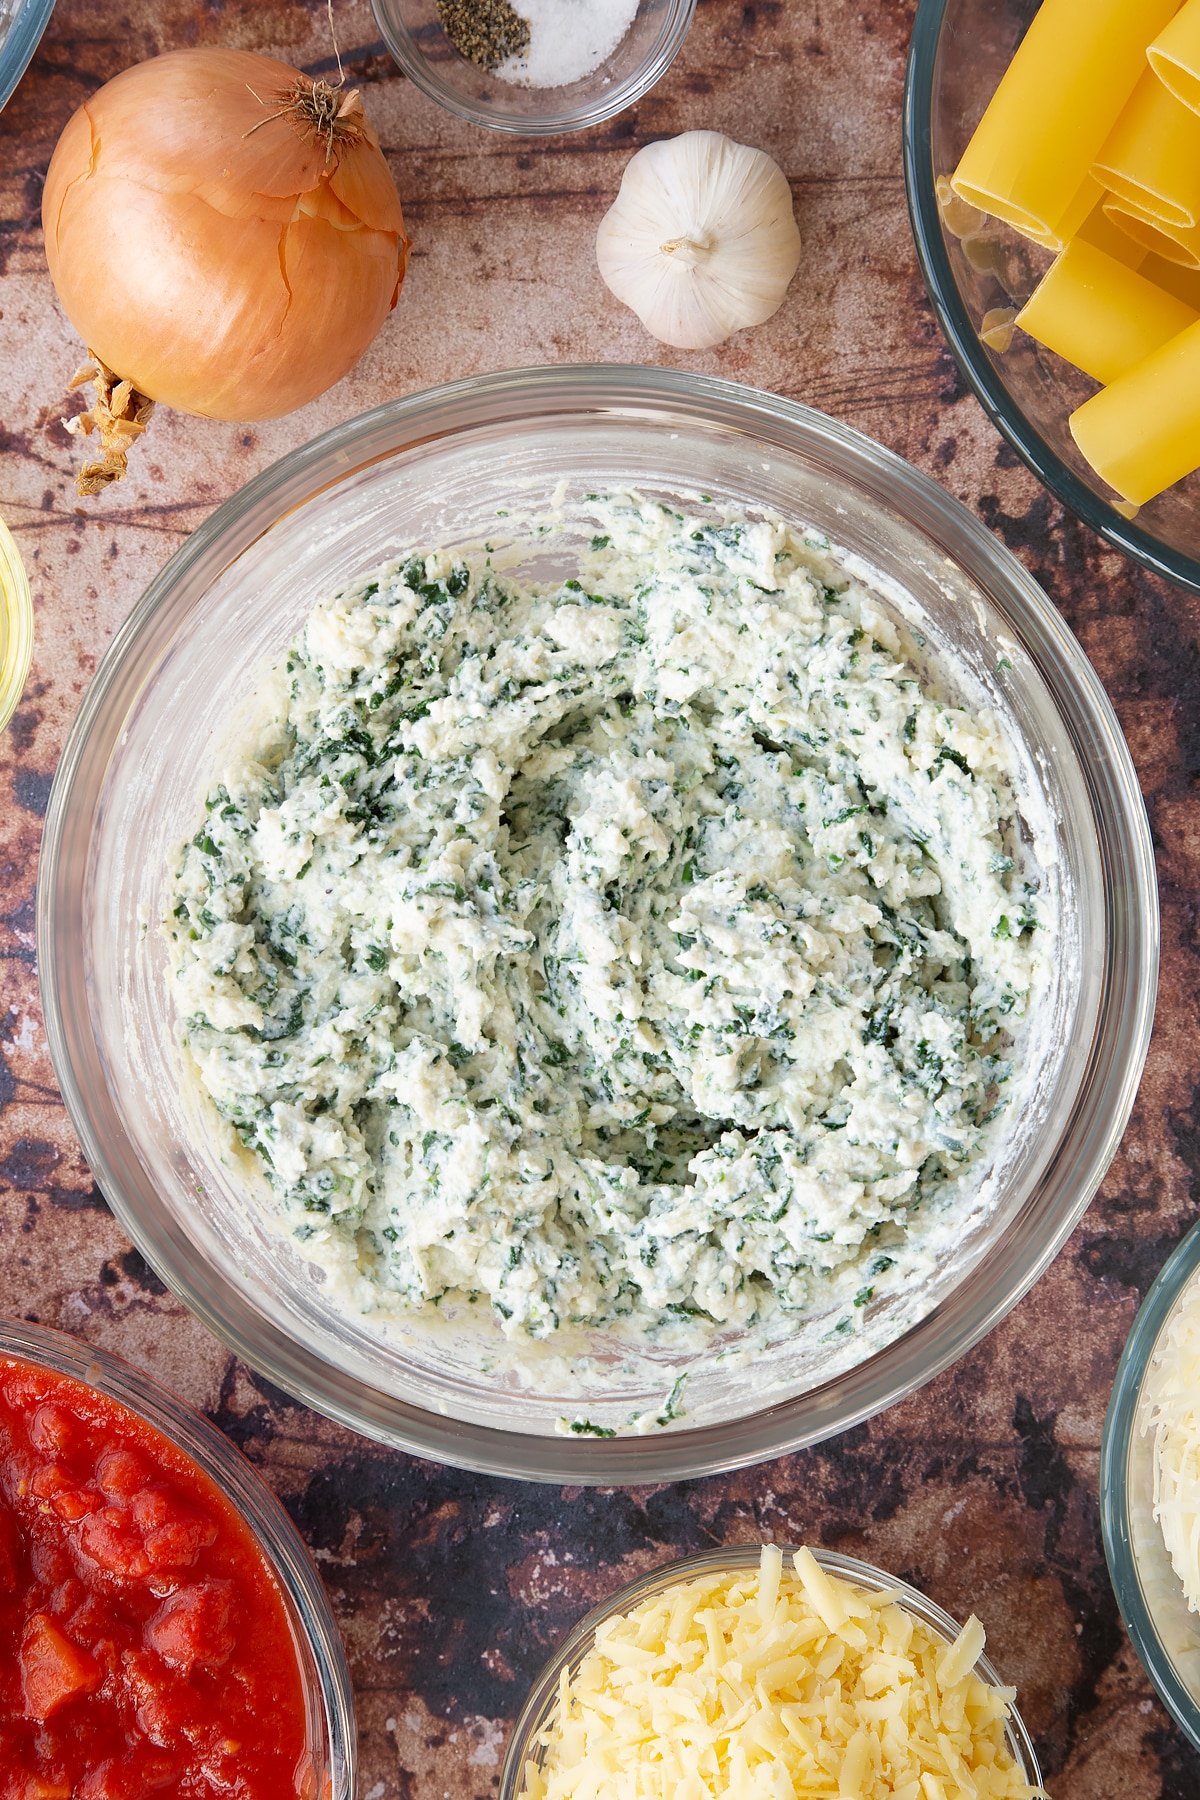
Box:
[168, 494, 1045, 1344]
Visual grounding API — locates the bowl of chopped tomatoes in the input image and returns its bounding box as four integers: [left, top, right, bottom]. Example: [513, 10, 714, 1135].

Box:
[0, 1318, 354, 1800]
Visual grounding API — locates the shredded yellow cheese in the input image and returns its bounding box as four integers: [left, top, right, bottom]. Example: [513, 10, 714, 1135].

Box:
[521, 1547, 1045, 1800]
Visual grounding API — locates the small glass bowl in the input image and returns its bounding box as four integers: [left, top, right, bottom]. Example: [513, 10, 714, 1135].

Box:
[0, 1317, 356, 1797]
[0, 514, 33, 733]
[1101, 1220, 1200, 1751]
[370, 0, 695, 134]
[904, 0, 1200, 595]
[0, 0, 54, 114]
[498, 1545, 1044, 1799]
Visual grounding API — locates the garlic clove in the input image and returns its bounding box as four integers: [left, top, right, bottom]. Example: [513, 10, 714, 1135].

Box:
[596, 130, 802, 351]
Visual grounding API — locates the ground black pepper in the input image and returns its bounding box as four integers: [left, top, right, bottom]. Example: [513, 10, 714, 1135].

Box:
[436, 0, 531, 70]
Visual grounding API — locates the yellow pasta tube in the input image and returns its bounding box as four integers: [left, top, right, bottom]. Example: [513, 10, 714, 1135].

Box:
[1149, 0, 1200, 116]
[951, 0, 1178, 250]
[1093, 70, 1200, 228]
[1016, 239, 1197, 384]
[1103, 196, 1200, 268]
[1075, 200, 1149, 266]
[1070, 316, 1200, 502]
[1142, 251, 1200, 305]
[1005, 178, 1104, 252]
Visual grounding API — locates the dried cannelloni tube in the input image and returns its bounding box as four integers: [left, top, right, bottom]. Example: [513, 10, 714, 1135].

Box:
[1141, 251, 1200, 305]
[1075, 198, 1150, 265]
[1093, 69, 1200, 229]
[951, 0, 1178, 251]
[1149, 0, 1200, 116]
[1102, 194, 1200, 269]
[1070, 315, 1200, 502]
[1016, 238, 1197, 384]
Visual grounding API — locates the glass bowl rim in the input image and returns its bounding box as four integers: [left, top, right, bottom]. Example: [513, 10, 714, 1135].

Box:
[903, 0, 1200, 599]
[0, 1315, 357, 1794]
[0, 0, 54, 115]
[497, 1542, 1043, 1797]
[38, 361, 1159, 1483]
[368, 0, 697, 135]
[0, 513, 33, 734]
[1100, 1217, 1200, 1751]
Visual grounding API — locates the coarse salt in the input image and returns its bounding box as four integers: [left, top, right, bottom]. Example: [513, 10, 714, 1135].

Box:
[497, 0, 641, 89]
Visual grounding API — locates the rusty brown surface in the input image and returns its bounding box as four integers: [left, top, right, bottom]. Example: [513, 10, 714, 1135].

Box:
[0, 0, 1196, 1793]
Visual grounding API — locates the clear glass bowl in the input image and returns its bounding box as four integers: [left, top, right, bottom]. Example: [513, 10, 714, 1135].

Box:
[0, 513, 32, 733]
[0, 1316, 356, 1795]
[0, 0, 53, 114]
[498, 1545, 1044, 1798]
[370, 0, 694, 134]
[905, 0, 1200, 595]
[1101, 1221, 1200, 1751]
[39, 364, 1158, 1483]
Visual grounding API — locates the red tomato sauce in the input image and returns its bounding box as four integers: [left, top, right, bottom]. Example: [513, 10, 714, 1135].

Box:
[0, 1355, 312, 1800]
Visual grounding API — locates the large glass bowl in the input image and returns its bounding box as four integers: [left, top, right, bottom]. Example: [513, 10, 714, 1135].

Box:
[370, 0, 694, 135]
[39, 365, 1157, 1483]
[498, 1545, 1044, 1798]
[905, 0, 1200, 595]
[0, 1317, 355, 1795]
[1101, 1221, 1200, 1751]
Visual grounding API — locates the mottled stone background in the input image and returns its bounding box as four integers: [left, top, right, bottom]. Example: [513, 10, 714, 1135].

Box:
[0, 0, 1195, 1793]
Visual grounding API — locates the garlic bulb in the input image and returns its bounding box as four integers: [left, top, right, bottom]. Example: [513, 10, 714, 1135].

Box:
[596, 131, 801, 350]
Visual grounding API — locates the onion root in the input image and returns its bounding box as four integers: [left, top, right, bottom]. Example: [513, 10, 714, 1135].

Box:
[245, 76, 369, 160]
[65, 356, 156, 497]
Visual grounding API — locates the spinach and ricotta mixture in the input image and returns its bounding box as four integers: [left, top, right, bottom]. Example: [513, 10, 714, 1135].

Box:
[169, 495, 1045, 1342]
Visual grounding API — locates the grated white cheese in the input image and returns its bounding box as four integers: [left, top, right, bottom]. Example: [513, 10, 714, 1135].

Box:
[1146, 1269, 1200, 1613]
[520, 1546, 1045, 1800]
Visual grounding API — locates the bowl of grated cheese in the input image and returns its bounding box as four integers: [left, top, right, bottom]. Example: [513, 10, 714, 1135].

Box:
[500, 1543, 1046, 1800]
[1102, 1220, 1200, 1753]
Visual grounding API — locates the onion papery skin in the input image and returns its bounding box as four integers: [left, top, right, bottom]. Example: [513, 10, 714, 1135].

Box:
[43, 48, 411, 422]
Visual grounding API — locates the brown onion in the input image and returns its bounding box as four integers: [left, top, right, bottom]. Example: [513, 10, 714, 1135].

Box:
[42, 47, 410, 449]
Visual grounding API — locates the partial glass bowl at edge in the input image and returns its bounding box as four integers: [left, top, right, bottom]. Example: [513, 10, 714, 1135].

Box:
[370, 0, 695, 134]
[498, 1546, 1043, 1798]
[1102, 1219, 1200, 1752]
[0, 514, 33, 732]
[0, 1317, 355, 1795]
[905, 0, 1200, 595]
[0, 0, 54, 115]
[39, 364, 1158, 1483]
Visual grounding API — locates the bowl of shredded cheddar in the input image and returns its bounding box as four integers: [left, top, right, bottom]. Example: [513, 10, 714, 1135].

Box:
[502, 1543, 1046, 1800]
